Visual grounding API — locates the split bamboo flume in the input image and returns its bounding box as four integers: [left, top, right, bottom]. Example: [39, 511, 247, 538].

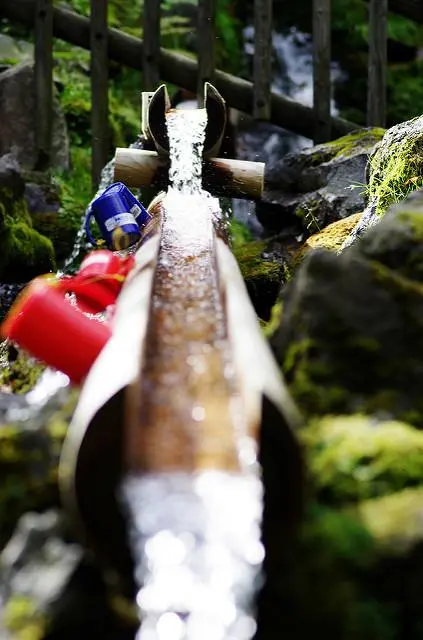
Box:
[59, 85, 303, 640]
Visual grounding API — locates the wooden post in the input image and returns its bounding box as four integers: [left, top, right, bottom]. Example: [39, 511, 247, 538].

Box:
[313, 0, 331, 144]
[253, 0, 273, 120]
[367, 0, 387, 127]
[34, 0, 53, 170]
[90, 0, 109, 191]
[143, 0, 161, 90]
[197, 0, 216, 106]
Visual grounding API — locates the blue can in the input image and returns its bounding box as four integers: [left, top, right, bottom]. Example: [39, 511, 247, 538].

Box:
[85, 183, 151, 250]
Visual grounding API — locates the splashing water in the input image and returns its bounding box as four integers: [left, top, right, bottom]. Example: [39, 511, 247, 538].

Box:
[121, 109, 264, 640]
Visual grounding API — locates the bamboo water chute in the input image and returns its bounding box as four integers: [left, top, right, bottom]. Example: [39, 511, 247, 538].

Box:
[59, 84, 303, 594]
[116, 84, 265, 200]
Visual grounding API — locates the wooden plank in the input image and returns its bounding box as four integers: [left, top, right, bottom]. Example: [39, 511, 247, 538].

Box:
[197, 0, 216, 106]
[142, 0, 161, 90]
[1, 0, 361, 141]
[367, 0, 388, 127]
[253, 0, 273, 120]
[312, 0, 331, 143]
[90, 0, 109, 191]
[34, 0, 53, 170]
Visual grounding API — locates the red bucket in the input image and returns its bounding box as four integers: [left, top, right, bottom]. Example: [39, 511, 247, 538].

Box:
[1, 278, 112, 385]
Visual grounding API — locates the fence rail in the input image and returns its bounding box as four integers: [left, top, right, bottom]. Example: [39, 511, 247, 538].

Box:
[1, 0, 408, 188]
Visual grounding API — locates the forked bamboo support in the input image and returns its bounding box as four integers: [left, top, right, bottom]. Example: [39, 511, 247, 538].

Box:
[114, 147, 265, 200]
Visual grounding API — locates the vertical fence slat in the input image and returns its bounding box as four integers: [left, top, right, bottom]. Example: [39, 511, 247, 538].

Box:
[143, 0, 161, 91]
[367, 0, 387, 127]
[197, 0, 216, 106]
[313, 0, 331, 143]
[90, 0, 109, 191]
[34, 0, 53, 170]
[253, 0, 273, 120]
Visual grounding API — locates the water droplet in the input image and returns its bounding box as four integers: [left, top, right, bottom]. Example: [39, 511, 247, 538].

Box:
[156, 612, 185, 640]
[192, 406, 206, 422]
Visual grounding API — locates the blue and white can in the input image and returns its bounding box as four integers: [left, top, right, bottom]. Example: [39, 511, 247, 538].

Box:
[85, 183, 151, 249]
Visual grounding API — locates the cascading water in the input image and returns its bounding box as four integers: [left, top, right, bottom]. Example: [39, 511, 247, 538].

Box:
[234, 26, 343, 234]
[120, 109, 264, 640]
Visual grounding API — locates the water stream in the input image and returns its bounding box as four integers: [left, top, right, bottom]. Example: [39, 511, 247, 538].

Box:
[120, 108, 264, 640]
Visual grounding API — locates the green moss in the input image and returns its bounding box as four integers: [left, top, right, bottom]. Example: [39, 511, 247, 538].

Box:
[0, 222, 56, 280]
[261, 300, 283, 338]
[0, 183, 56, 280]
[233, 240, 281, 285]
[296, 127, 385, 171]
[303, 415, 423, 504]
[229, 218, 254, 249]
[0, 350, 46, 394]
[353, 487, 423, 553]
[0, 389, 79, 545]
[368, 116, 423, 216]
[326, 127, 386, 160]
[3, 595, 46, 639]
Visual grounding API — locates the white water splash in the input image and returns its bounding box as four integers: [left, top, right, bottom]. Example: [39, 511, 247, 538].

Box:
[122, 472, 263, 640]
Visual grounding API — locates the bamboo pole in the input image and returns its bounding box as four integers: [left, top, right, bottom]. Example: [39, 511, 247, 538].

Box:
[90, 0, 109, 190]
[34, 0, 53, 170]
[142, 0, 161, 90]
[367, 0, 387, 127]
[197, 0, 216, 106]
[0, 0, 360, 141]
[253, 0, 273, 120]
[113, 147, 265, 200]
[313, 0, 331, 143]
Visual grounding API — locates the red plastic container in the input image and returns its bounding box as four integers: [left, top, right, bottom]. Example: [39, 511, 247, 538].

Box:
[57, 250, 135, 315]
[1, 278, 112, 385]
[57, 250, 134, 314]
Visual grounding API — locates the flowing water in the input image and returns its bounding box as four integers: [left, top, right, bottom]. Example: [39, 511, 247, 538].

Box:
[120, 109, 264, 640]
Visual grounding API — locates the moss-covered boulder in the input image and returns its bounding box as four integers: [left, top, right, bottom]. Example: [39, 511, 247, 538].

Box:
[368, 114, 423, 217]
[343, 115, 423, 249]
[294, 212, 362, 264]
[0, 387, 78, 547]
[257, 128, 384, 233]
[0, 155, 56, 281]
[260, 488, 423, 640]
[302, 415, 423, 505]
[271, 187, 423, 425]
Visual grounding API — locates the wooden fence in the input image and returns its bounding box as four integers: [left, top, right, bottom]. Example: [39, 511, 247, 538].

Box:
[1, 0, 418, 188]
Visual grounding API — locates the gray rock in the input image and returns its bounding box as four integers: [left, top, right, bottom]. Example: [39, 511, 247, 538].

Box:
[257, 128, 384, 233]
[0, 153, 25, 200]
[0, 62, 70, 171]
[24, 182, 61, 216]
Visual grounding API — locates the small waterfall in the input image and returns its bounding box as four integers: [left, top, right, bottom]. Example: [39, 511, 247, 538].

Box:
[233, 26, 343, 233]
[120, 109, 264, 640]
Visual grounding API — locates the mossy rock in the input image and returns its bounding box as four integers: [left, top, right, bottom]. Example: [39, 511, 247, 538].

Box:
[260, 487, 423, 639]
[369, 114, 423, 217]
[294, 212, 363, 265]
[259, 127, 384, 233]
[0, 173, 56, 281]
[0, 388, 79, 547]
[302, 414, 423, 505]
[0, 349, 46, 394]
[271, 189, 423, 425]
[233, 240, 283, 320]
